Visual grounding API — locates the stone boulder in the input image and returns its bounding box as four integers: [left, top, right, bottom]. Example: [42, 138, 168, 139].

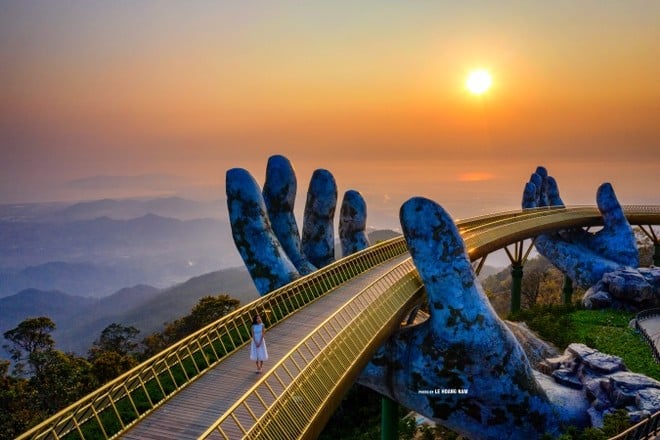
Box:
[583, 267, 660, 311]
[540, 343, 660, 427]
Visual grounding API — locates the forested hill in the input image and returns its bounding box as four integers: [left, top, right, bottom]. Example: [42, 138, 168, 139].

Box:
[1, 266, 258, 356]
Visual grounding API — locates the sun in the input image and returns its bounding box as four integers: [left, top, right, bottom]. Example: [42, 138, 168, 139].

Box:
[466, 69, 492, 95]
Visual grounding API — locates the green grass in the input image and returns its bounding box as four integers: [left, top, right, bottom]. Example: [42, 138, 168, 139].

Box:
[512, 305, 660, 380]
[568, 309, 660, 379]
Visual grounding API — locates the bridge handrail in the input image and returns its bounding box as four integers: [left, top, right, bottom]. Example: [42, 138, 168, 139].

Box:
[607, 410, 660, 440]
[457, 206, 566, 233]
[462, 206, 660, 260]
[636, 309, 660, 322]
[199, 258, 423, 439]
[463, 207, 601, 259]
[459, 205, 660, 236]
[16, 235, 409, 440]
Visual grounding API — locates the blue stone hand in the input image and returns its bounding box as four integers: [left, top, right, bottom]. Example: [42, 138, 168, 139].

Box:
[358, 197, 590, 439]
[227, 155, 369, 295]
[522, 167, 638, 288]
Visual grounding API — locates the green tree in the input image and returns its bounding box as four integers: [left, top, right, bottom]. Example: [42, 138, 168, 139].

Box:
[89, 323, 140, 357]
[143, 294, 240, 357]
[601, 409, 632, 437]
[483, 256, 586, 313]
[175, 294, 241, 335]
[0, 359, 34, 440]
[1, 318, 96, 439]
[30, 350, 95, 413]
[90, 350, 137, 384]
[88, 323, 140, 384]
[520, 256, 573, 308]
[3, 317, 56, 377]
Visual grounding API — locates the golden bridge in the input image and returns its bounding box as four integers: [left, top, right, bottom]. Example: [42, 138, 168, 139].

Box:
[17, 206, 660, 440]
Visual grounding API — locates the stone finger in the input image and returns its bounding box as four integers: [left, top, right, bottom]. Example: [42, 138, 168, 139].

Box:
[301, 169, 337, 268]
[339, 190, 370, 256]
[263, 155, 317, 274]
[226, 168, 300, 295]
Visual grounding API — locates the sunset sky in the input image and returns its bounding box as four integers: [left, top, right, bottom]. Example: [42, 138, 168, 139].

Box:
[2, 1, 659, 223]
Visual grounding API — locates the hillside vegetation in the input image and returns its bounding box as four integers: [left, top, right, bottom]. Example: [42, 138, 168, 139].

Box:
[1, 293, 242, 439]
[0, 266, 258, 357]
[512, 305, 659, 380]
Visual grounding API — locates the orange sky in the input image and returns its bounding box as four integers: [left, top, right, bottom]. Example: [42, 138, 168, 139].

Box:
[1, 1, 659, 221]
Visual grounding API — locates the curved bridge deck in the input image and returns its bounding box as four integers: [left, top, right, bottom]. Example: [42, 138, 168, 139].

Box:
[120, 254, 412, 439]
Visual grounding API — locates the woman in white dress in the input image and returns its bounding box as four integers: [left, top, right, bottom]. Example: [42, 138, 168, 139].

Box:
[250, 314, 268, 373]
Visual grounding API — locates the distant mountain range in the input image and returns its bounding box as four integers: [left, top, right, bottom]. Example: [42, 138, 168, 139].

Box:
[50, 196, 227, 221]
[0, 266, 259, 356]
[0, 197, 242, 298]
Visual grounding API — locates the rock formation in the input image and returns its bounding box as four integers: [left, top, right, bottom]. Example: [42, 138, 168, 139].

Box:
[539, 343, 660, 427]
[583, 267, 660, 310]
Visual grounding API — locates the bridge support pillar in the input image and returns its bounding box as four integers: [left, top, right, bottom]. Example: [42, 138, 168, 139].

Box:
[510, 263, 523, 314]
[381, 396, 398, 440]
[562, 275, 573, 305]
[504, 239, 536, 315]
[654, 243, 660, 267]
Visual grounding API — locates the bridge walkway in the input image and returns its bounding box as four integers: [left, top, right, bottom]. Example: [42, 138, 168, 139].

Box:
[120, 253, 411, 440]
[635, 310, 660, 363]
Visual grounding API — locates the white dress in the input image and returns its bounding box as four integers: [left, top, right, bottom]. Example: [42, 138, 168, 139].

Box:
[250, 323, 268, 361]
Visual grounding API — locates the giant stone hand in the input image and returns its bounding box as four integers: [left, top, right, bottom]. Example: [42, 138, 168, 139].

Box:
[358, 197, 591, 439]
[522, 166, 638, 289]
[227, 155, 369, 295]
[522, 167, 660, 310]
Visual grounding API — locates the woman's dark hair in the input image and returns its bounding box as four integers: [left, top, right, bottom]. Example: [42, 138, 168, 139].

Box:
[252, 315, 261, 325]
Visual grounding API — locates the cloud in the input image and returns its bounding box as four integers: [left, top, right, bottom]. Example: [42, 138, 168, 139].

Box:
[457, 172, 496, 182]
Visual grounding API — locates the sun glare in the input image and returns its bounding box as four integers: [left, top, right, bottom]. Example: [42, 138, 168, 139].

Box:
[466, 69, 492, 95]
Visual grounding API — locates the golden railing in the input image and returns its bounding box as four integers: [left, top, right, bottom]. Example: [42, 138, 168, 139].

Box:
[608, 409, 660, 440]
[199, 258, 423, 439]
[16, 236, 408, 440]
[460, 205, 660, 260]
